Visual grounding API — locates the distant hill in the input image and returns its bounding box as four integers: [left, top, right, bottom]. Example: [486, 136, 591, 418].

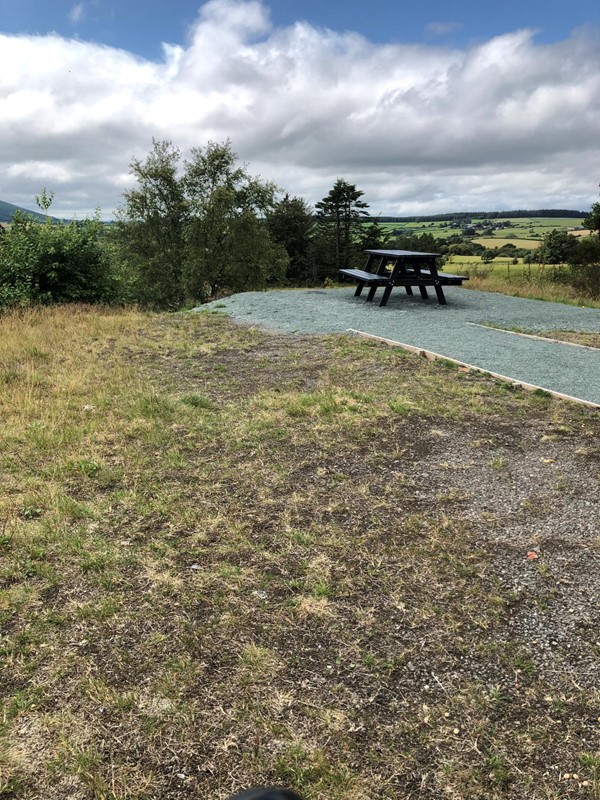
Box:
[1, 200, 589, 226]
[373, 210, 588, 223]
[0, 200, 48, 223]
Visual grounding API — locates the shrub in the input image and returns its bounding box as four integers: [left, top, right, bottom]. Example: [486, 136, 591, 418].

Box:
[0, 208, 120, 309]
[568, 235, 600, 297]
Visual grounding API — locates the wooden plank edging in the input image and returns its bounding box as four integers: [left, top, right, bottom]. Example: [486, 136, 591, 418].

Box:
[466, 322, 600, 351]
[346, 328, 600, 410]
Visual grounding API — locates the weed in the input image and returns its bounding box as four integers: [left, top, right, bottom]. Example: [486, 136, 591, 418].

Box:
[180, 393, 214, 410]
[484, 748, 513, 787]
[70, 458, 101, 478]
[388, 397, 420, 415]
[19, 503, 43, 520]
[274, 742, 356, 798]
[311, 581, 333, 598]
[513, 655, 537, 677]
[136, 393, 177, 420]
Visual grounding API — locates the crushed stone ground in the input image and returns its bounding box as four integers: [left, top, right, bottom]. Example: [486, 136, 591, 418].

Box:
[199, 287, 600, 405]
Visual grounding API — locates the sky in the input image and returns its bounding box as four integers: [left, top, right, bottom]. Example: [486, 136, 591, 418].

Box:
[1, 0, 599, 218]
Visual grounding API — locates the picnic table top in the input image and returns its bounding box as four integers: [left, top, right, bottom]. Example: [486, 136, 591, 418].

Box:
[365, 249, 441, 258]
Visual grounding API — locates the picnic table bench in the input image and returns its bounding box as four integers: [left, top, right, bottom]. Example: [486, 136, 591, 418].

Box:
[339, 249, 468, 306]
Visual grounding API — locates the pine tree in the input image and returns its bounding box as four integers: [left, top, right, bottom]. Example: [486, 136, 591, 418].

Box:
[315, 179, 369, 276]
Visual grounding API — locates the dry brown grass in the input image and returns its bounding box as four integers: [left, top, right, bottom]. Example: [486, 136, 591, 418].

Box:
[464, 275, 600, 307]
[1, 306, 599, 800]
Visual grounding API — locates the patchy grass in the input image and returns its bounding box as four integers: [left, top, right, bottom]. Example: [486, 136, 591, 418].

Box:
[1, 305, 600, 800]
[473, 323, 600, 349]
[514, 329, 600, 349]
[536, 330, 600, 348]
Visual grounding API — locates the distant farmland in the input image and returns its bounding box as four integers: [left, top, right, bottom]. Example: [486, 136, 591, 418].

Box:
[376, 216, 589, 246]
[473, 237, 541, 250]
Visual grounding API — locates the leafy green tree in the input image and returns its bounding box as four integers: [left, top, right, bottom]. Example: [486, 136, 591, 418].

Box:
[568, 234, 600, 296]
[315, 179, 369, 276]
[539, 228, 579, 264]
[183, 140, 287, 300]
[357, 220, 390, 252]
[35, 187, 55, 217]
[267, 194, 317, 284]
[390, 231, 438, 254]
[558, 187, 600, 296]
[584, 185, 600, 234]
[117, 139, 287, 306]
[116, 140, 188, 309]
[584, 204, 600, 235]
[447, 241, 486, 256]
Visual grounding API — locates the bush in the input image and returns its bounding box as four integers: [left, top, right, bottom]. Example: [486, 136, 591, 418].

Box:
[568, 235, 600, 297]
[0, 210, 120, 309]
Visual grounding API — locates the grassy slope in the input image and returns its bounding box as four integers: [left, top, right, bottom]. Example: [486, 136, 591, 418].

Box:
[377, 218, 587, 242]
[1, 306, 599, 800]
[0, 200, 46, 223]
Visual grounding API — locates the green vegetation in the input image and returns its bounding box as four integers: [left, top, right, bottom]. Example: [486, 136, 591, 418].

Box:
[0, 196, 120, 308]
[583, 194, 600, 234]
[266, 194, 317, 284]
[376, 216, 586, 242]
[1, 306, 599, 799]
[377, 202, 600, 303]
[1, 142, 599, 309]
[115, 139, 288, 308]
[444, 257, 600, 307]
[314, 178, 370, 274]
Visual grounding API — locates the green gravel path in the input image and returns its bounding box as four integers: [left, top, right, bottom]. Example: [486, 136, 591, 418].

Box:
[198, 287, 600, 406]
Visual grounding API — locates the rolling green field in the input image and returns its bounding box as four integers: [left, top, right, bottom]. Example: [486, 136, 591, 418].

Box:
[377, 217, 587, 243]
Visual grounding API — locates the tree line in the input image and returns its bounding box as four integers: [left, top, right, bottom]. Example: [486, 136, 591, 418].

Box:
[0, 140, 599, 309]
[381, 210, 588, 223]
[0, 140, 382, 310]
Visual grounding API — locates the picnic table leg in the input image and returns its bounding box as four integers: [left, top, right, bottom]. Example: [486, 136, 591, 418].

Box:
[354, 281, 365, 297]
[379, 284, 394, 307]
[366, 285, 378, 302]
[434, 283, 447, 304]
[419, 285, 429, 300]
[405, 286, 414, 296]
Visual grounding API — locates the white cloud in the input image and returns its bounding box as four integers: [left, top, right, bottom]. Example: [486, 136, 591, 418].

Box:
[0, 0, 599, 218]
[69, 3, 85, 24]
[425, 21, 463, 37]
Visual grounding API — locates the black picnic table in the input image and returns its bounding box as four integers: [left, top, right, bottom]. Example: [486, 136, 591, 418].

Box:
[339, 249, 468, 306]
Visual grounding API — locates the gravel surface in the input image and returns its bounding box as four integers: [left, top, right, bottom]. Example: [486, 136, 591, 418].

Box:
[200, 287, 600, 405]
[410, 419, 600, 687]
